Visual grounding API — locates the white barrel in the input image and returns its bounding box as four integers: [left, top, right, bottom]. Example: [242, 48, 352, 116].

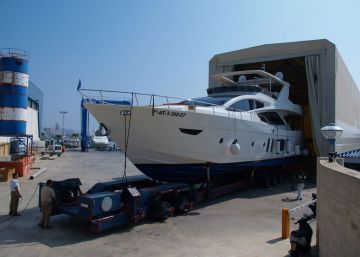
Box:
[286, 140, 291, 154]
[295, 144, 301, 155]
[276, 140, 281, 154]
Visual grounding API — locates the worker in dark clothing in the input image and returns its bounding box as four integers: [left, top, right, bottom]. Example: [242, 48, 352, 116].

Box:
[9, 173, 22, 216]
[296, 171, 306, 200]
[39, 180, 56, 229]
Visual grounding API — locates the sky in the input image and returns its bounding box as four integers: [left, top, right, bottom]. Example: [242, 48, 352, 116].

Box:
[1, 0, 360, 131]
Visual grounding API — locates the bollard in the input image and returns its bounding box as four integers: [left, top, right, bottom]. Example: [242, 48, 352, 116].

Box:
[282, 208, 290, 239]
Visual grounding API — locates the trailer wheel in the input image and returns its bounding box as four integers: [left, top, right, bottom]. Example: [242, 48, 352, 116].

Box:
[158, 201, 170, 221]
[149, 201, 170, 221]
[265, 177, 271, 188]
[175, 195, 190, 214]
[271, 176, 278, 186]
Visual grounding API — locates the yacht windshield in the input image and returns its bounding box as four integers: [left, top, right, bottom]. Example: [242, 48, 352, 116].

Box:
[179, 96, 232, 107]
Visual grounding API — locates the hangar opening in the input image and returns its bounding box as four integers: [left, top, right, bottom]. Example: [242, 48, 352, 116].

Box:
[209, 39, 360, 170]
[231, 57, 316, 157]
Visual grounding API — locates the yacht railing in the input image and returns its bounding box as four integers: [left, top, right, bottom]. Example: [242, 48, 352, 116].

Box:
[80, 88, 185, 106]
[78, 88, 260, 122]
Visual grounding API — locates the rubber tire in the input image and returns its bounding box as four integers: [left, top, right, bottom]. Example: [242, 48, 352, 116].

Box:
[149, 201, 170, 221]
[157, 201, 170, 221]
[175, 196, 189, 215]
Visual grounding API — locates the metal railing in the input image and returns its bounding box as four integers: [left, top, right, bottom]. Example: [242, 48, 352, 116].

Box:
[80, 88, 184, 106]
[0, 48, 29, 60]
[78, 88, 263, 121]
[281, 199, 317, 238]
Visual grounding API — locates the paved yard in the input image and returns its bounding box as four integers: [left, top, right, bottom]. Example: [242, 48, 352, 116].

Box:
[0, 151, 317, 257]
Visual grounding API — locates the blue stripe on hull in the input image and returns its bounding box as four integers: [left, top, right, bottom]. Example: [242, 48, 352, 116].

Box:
[0, 120, 27, 135]
[0, 93, 28, 108]
[0, 57, 29, 73]
[135, 157, 297, 182]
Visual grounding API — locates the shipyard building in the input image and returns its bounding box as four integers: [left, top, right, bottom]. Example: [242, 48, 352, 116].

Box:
[209, 39, 360, 256]
[209, 39, 360, 159]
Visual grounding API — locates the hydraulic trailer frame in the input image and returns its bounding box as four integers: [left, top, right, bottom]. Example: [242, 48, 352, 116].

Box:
[38, 174, 250, 232]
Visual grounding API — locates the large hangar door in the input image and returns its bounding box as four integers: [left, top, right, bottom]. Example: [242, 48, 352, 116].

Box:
[305, 55, 327, 156]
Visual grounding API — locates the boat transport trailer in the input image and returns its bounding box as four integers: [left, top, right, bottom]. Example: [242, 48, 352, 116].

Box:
[38, 167, 289, 232]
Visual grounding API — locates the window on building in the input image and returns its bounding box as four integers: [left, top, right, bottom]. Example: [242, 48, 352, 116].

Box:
[28, 98, 39, 110]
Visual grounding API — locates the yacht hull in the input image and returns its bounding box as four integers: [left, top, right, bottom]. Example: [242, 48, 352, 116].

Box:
[85, 103, 303, 182]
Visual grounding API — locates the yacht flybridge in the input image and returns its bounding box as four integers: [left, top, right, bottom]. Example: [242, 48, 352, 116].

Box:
[80, 70, 304, 182]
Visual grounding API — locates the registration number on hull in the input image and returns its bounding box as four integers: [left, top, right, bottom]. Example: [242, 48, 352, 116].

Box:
[153, 110, 186, 118]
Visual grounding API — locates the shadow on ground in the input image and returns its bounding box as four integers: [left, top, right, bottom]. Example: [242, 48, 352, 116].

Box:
[193, 181, 315, 210]
[0, 181, 316, 249]
[0, 205, 173, 249]
[282, 245, 319, 257]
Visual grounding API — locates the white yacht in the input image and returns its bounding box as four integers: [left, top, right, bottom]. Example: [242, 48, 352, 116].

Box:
[91, 135, 109, 151]
[62, 137, 80, 149]
[82, 70, 304, 182]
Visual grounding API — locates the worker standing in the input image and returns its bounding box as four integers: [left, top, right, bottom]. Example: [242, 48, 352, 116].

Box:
[9, 173, 22, 216]
[296, 170, 306, 200]
[39, 180, 56, 229]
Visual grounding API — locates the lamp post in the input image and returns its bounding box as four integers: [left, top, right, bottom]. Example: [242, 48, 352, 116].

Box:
[60, 111, 68, 138]
[320, 123, 343, 162]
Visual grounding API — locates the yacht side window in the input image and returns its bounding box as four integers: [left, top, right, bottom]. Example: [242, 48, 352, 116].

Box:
[249, 100, 255, 110]
[228, 99, 250, 112]
[255, 101, 264, 109]
[257, 112, 285, 125]
[249, 100, 265, 110]
[258, 113, 268, 123]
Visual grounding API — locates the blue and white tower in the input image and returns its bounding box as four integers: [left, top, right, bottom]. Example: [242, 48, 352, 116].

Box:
[0, 49, 29, 136]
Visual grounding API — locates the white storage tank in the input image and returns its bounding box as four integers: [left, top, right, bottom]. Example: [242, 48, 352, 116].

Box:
[0, 48, 29, 136]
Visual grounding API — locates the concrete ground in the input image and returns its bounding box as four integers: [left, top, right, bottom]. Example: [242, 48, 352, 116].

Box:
[0, 151, 317, 257]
